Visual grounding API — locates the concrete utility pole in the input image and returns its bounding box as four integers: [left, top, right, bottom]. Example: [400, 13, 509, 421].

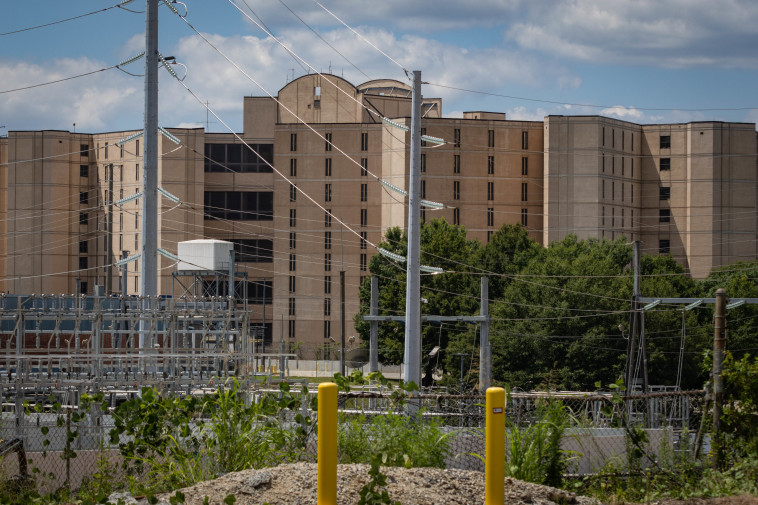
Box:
[106, 164, 114, 295]
[403, 70, 422, 390]
[340, 270, 346, 376]
[369, 276, 379, 372]
[712, 288, 726, 470]
[479, 277, 491, 390]
[140, 0, 159, 352]
[625, 241, 641, 394]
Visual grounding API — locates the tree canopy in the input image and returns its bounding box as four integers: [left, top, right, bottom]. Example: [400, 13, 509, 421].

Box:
[355, 219, 758, 391]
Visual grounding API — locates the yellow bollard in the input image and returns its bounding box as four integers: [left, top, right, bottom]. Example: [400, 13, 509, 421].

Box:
[318, 382, 338, 505]
[485, 387, 505, 505]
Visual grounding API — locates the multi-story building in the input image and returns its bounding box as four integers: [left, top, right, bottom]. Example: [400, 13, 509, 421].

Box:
[1, 74, 756, 354]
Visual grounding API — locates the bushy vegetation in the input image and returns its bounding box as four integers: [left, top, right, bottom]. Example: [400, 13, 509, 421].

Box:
[357, 219, 758, 391]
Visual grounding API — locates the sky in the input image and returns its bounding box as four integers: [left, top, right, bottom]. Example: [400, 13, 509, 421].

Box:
[2, 0, 758, 134]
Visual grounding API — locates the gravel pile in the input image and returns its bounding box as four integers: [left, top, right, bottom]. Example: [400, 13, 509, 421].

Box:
[120, 462, 601, 505]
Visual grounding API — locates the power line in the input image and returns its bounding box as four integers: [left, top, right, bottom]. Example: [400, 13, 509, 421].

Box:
[0, 0, 137, 37]
[425, 82, 758, 113]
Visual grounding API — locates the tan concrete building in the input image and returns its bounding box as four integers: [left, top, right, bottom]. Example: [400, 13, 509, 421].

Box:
[544, 116, 758, 277]
[1, 74, 756, 354]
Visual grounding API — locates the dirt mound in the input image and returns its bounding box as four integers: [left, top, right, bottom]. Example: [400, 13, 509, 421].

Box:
[160, 462, 600, 505]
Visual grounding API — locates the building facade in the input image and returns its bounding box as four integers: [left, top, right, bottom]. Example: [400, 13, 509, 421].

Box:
[1, 74, 756, 354]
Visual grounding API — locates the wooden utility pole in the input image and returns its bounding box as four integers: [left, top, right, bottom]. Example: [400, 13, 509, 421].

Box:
[712, 288, 726, 470]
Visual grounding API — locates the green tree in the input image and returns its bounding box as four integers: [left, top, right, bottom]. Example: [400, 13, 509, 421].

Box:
[355, 219, 480, 384]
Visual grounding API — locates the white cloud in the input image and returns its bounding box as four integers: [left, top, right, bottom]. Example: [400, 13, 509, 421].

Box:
[0, 57, 140, 132]
[507, 0, 758, 68]
[600, 106, 644, 120]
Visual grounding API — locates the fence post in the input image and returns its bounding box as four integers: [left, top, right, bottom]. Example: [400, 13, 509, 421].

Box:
[485, 387, 505, 505]
[318, 382, 338, 505]
[712, 288, 726, 470]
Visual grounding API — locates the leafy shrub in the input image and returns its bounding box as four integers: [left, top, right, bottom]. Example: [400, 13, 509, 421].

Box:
[338, 413, 449, 468]
[109, 379, 312, 491]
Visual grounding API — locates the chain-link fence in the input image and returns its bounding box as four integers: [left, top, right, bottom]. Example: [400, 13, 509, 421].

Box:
[0, 385, 708, 495]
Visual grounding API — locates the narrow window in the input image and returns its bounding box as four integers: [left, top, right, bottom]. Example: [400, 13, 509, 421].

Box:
[360, 231, 367, 249]
[361, 132, 368, 151]
[289, 297, 296, 316]
[453, 181, 460, 200]
[488, 130, 494, 148]
[487, 182, 494, 201]
[290, 208, 296, 227]
[621, 182, 624, 202]
[602, 154, 605, 173]
[453, 155, 460, 174]
[289, 232, 296, 249]
[324, 158, 332, 177]
[521, 208, 528, 227]
[612, 208, 615, 227]
[521, 182, 528, 202]
[290, 183, 297, 202]
[420, 180, 426, 199]
[290, 158, 297, 177]
[602, 207, 605, 226]
[454, 128, 461, 147]
[136, 163, 139, 181]
[290, 320, 296, 339]
[360, 253, 367, 272]
[521, 157, 528, 176]
[325, 183, 332, 202]
[323, 320, 330, 339]
[324, 254, 331, 272]
[612, 181, 615, 200]
[360, 158, 368, 176]
[361, 183, 368, 202]
[290, 133, 297, 152]
[487, 208, 494, 227]
[324, 276, 332, 294]
[621, 208, 625, 227]
[361, 208, 368, 227]
[487, 231, 493, 242]
[421, 153, 426, 173]
[325, 132, 332, 151]
[136, 139, 139, 154]
[289, 275, 295, 293]
[602, 127, 605, 147]
[324, 298, 331, 316]
[289, 253, 296, 271]
[487, 156, 494, 175]
[453, 208, 460, 225]
[325, 210, 332, 227]
[105, 142, 109, 159]
[521, 131, 528, 150]
[325, 231, 331, 250]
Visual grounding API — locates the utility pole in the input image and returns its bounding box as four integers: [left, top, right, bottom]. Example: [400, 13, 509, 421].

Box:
[479, 277, 491, 390]
[340, 270, 346, 376]
[403, 70, 422, 391]
[369, 276, 379, 372]
[140, 0, 159, 352]
[106, 164, 114, 294]
[712, 288, 726, 470]
[625, 241, 641, 394]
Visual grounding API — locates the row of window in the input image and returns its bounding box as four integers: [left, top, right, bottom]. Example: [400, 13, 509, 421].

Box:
[204, 143, 274, 173]
[80, 140, 141, 159]
[601, 127, 634, 152]
[204, 191, 274, 221]
[286, 253, 367, 273]
[602, 181, 635, 202]
[601, 155, 633, 177]
[289, 132, 369, 153]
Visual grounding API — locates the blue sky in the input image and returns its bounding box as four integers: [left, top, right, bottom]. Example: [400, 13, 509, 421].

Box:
[2, 0, 758, 134]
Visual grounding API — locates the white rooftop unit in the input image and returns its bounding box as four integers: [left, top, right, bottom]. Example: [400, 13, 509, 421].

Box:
[177, 239, 233, 272]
